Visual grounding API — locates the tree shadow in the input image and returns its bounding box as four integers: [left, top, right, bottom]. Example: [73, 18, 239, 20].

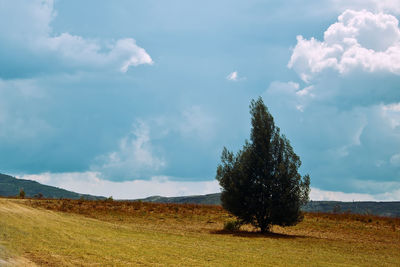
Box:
[210, 229, 306, 239]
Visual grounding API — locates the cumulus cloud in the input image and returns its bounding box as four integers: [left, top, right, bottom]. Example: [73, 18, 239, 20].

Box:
[91, 121, 165, 181]
[19, 172, 221, 199]
[289, 10, 400, 82]
[0, 0, 152, 77]
[82, 106, 217, 182]
[262, 9, 400, 195]
[44, 34, 153, 73]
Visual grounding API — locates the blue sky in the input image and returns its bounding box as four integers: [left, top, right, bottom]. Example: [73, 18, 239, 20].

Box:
[1, 0, 400, 200]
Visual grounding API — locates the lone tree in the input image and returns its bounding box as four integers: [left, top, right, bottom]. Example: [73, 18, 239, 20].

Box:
[216, 97, 310, 233]
[19, 188, 25, 199]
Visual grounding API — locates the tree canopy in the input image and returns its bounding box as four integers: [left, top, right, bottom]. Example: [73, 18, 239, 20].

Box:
[216, 97, 310, 233]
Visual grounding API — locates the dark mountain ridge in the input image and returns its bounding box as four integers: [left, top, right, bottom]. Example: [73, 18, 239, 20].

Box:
[140, 193, 400, 218]
[0, 173, 105, 200]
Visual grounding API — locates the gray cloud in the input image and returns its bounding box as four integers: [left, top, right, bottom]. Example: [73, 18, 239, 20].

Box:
[0, 0, 152, 79]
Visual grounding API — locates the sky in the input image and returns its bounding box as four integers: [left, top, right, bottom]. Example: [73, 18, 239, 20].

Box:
[1, 0, 400, 200]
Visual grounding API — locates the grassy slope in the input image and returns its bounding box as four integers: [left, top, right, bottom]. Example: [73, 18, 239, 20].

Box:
[0, 198, 399, 266]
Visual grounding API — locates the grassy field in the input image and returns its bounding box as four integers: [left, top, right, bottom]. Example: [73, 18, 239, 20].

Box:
[0, 198, 399, 266]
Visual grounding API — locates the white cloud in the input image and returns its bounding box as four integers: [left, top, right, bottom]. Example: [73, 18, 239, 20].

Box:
[88, 109, 217, 182]
[16, 171, 400, 201]
[43, 34, 153, 73]
[115, 39, 154, 73]
[309, 187, 400, 201]
[289, 10, 400, 82]
[91, 121, 165, 181]
[227, 71, 238, 81]
[226, 71, 245, 82]
[19, 172, 221, 199]
[311, 179, 400, 201]
[0, 0, 152, 75]
[310, 187, 375, 201]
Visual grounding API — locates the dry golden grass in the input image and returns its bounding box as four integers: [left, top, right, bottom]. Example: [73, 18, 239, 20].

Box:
[0, 198, 399, 266]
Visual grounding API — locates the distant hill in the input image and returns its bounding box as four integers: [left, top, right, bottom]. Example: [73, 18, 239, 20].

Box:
[139, 193, 400, 217]
[140, 193, 221, 205]
[2, 172, 398, 217]
[303, 200, 400, 218]
[0, 173, 105, 200]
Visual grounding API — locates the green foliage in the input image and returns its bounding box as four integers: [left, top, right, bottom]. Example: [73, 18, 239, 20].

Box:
[223, 219, 242, 232]
[216, 97, 310, 232]
[19, 188, 25, 199]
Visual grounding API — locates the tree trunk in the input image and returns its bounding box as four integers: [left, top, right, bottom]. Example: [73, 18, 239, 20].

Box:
[259, 222, 271, 233]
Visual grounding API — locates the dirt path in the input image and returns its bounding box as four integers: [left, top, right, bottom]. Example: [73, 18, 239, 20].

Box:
[0, 257, 37, 266]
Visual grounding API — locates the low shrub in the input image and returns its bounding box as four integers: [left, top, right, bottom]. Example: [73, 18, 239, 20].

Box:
[223, 219, 241, 232]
